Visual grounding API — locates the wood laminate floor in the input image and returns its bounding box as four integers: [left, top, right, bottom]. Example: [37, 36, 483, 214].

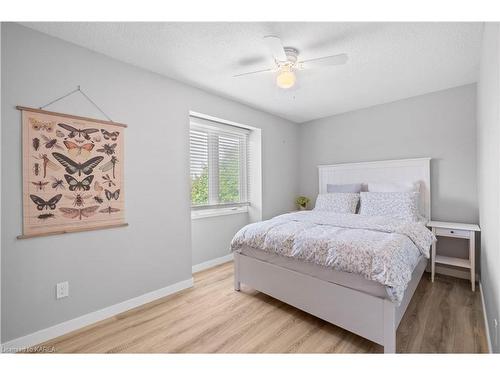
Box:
[39, 261, 488, 353]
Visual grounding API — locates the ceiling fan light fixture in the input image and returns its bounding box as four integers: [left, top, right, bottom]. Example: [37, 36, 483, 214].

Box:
[276, 66, 296, 89]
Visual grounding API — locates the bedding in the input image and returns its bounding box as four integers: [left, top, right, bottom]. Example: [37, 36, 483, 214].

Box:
[314, 192, 359, 213]
[230, 211, 435, 303]
[359, 191, 420, 221]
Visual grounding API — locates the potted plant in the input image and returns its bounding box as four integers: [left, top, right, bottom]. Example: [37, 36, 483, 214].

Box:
[295, 196, 310, 210]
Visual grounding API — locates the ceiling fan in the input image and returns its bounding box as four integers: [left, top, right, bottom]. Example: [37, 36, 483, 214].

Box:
[233, 35, 348, 89]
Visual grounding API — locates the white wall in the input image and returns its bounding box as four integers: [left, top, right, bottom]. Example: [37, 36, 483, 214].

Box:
[0, 21, 3, 346]
[1, 23, 299, 343]
[299, 84, 478, 224]
[477, 22, 500, 353]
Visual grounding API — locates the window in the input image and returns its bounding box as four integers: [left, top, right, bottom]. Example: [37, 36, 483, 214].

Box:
[190, 115, 249, 214]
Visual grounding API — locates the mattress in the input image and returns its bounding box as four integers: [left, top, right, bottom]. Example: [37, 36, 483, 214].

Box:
[237, 246, 427, 299]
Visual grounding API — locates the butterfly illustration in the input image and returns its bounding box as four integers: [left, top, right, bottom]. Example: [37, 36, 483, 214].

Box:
[52, 153, 103, 176]
[58, 123, 99, 140]
[105, 189, 120, 201]
[31, 180, 49, 191]
[96, 143, 117, 156]
[41, 135, 63, 150]
[64, 174, 94, 191]
[99, 206, 120, 215]
[30, 194, 62, 210]
[99, 156, 119, 179]
[59, 206, 99, 220]
[101, 129, 119, 141]
[63, 141, 95, 157]
[102, 174, 115, 187]
[30, 118, 54, 132]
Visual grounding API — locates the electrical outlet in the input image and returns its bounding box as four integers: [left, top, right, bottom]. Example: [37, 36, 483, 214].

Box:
[56, 281, 69, 299]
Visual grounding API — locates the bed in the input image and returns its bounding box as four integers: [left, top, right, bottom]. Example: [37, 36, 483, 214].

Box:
[231, 158, 432, 353]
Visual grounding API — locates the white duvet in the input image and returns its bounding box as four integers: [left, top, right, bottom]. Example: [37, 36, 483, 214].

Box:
[230, 211, 436, 303]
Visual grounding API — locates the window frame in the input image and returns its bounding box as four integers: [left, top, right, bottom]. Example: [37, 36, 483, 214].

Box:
[189, 114, 250, 218]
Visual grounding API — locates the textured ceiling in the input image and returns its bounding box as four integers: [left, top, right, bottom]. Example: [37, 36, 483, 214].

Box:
[21, 22, 482, 123]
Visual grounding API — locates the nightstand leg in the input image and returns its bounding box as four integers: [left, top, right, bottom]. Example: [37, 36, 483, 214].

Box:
[469, 232, 475, 292]
[431, 227, 436, 283]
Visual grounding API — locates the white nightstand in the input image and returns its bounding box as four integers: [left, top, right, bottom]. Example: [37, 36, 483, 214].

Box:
[428, 221, 481, 291]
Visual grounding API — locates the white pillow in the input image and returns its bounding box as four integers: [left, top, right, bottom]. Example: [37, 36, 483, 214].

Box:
[314, 193, 359, 214]
[359, 192, 420, 221]
[368, 182, 420, 193]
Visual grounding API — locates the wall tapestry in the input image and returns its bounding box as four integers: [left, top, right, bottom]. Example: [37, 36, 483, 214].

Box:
[18, 107, 127, 238]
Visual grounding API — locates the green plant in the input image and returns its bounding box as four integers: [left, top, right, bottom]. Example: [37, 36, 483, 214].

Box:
[295, 196, 310, 209]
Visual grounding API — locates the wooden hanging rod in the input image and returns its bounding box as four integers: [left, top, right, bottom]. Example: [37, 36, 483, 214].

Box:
[16, 106, 128, 128]
[17, 223, 129, 239]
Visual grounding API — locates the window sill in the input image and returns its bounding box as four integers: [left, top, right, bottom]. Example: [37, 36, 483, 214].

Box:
[191, 205, 248, 220]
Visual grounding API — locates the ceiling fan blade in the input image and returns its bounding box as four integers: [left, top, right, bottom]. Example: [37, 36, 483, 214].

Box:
[299, 53, 348, 69]
[233, 68, 274, 77]
[263, 35, 287, 62]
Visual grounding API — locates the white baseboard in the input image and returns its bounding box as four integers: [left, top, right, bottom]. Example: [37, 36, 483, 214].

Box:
[192, 253, 233, 273]
[479, 282, 493, 353]
[1, 277, 193, 352]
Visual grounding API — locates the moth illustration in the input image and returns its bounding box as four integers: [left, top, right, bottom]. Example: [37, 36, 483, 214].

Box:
[32, 180, 49, 191]
[94, 181, 104, 192]
[51, 176, 65, 190]
[102, 174, 115, 187]
[52, 153, 103, 176]
[59, 206, 99, 220]
[94, 196, 104, 204]
[58, 123, 99, 140]
[41, 134, 63, 150]
[64, 174, 94, 191]
[99, 206, 120, 215]
[99, 156, 119, 179]
[30, 194, 62, 210]
[105, 189, 120, 201]
[34, 153, 60, 178]
[101, 129, 119, 141]
[30, 118, 54, 132]
[32, 137, 40, 151]
[63, 140, 95, 157]
[37, 213, 55, 221]
[56, 130, 65, 138]
[65, 193, 92, 207]
[33, 163, 40, 176]
[96, 143, 117, 156]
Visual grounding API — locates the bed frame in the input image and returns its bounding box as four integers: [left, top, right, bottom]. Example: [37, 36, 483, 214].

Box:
[234, 158, 431, 353]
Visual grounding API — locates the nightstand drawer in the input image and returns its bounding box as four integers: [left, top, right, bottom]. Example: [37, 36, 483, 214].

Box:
[435, 227, 470, 238]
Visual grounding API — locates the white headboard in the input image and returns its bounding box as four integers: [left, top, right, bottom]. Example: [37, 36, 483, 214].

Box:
[318, 158, 431, 220]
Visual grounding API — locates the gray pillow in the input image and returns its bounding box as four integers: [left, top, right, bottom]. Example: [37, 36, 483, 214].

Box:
[327, 183, 362, 193]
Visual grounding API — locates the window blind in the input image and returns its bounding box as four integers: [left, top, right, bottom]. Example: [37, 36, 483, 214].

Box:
[189, 116, 249, 210]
